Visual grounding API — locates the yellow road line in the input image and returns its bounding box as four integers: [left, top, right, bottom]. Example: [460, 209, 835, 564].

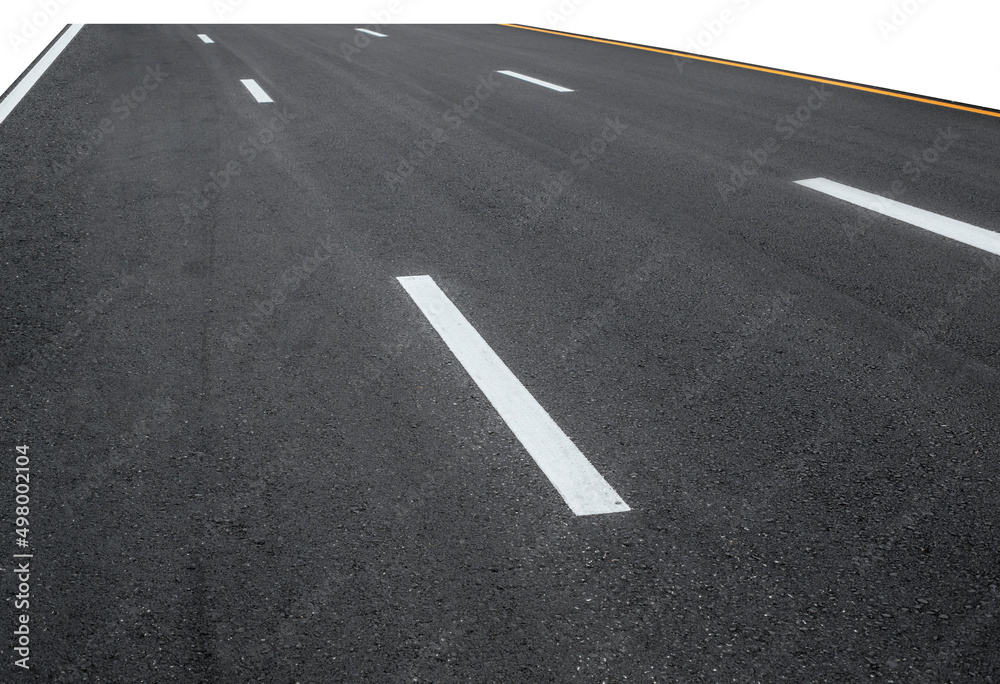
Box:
[500, 23, 1000, 120]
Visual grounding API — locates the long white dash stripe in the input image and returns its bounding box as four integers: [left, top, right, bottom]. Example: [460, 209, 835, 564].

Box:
[240, 79, 273, 103]
[355, 28, 387, 37]
[796, 177, 1000, 256]
[198, 34, 214, 44]
[397, 275, 629, 516]
[0, 24, 85, 127]
[496, 70, 573, 92]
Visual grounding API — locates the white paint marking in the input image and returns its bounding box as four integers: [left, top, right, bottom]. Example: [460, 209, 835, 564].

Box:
[397, 275, 629, 516]
[496, 70, 573, 92]
[355, 28, 388, 38]
[796, 177, 1000, 257]
[0, 24, 85, 128]
[240, 79, 273, 103]
[198, 34, 215, 44]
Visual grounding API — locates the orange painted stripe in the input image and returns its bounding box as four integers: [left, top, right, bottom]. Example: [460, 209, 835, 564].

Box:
[500, 23, 1000, 120]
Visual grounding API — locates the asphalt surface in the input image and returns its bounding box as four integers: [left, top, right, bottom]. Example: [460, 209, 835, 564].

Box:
[1, 24, 999, 683]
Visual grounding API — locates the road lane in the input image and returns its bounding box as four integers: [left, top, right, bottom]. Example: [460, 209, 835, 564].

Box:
[1, 23, 998, 683]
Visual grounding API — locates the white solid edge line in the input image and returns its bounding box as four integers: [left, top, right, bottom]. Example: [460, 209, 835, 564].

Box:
[355, 28, 388, 37]
[397, 275, 629, 516]
[198, 34, 215, 44]
[795, 177, 1000, 257]
[0, 24, 85, 128]
[240, 78, 273, 104]
[496, 70, 574, 93]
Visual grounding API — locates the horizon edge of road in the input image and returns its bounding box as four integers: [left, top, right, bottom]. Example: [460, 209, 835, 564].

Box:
[501, 23, 1000, 121]
[5, 23, 1000, 123]
[0, 23, 75, 104]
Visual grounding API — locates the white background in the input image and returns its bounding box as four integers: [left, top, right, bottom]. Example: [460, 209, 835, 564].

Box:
[1, 0, 998, 112]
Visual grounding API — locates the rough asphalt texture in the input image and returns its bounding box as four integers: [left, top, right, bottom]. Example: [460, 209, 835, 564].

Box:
[1, 24, 999, 683]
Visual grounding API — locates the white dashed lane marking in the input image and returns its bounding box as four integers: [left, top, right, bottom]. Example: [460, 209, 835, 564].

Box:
[796, 177, 1000, 256]
[496, 70, 573, 92]
[240, 79, 273, 103]
[398, 275, 630, 516]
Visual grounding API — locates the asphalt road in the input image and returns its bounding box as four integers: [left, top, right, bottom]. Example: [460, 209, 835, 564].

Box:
[2, 24, 999, 683]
